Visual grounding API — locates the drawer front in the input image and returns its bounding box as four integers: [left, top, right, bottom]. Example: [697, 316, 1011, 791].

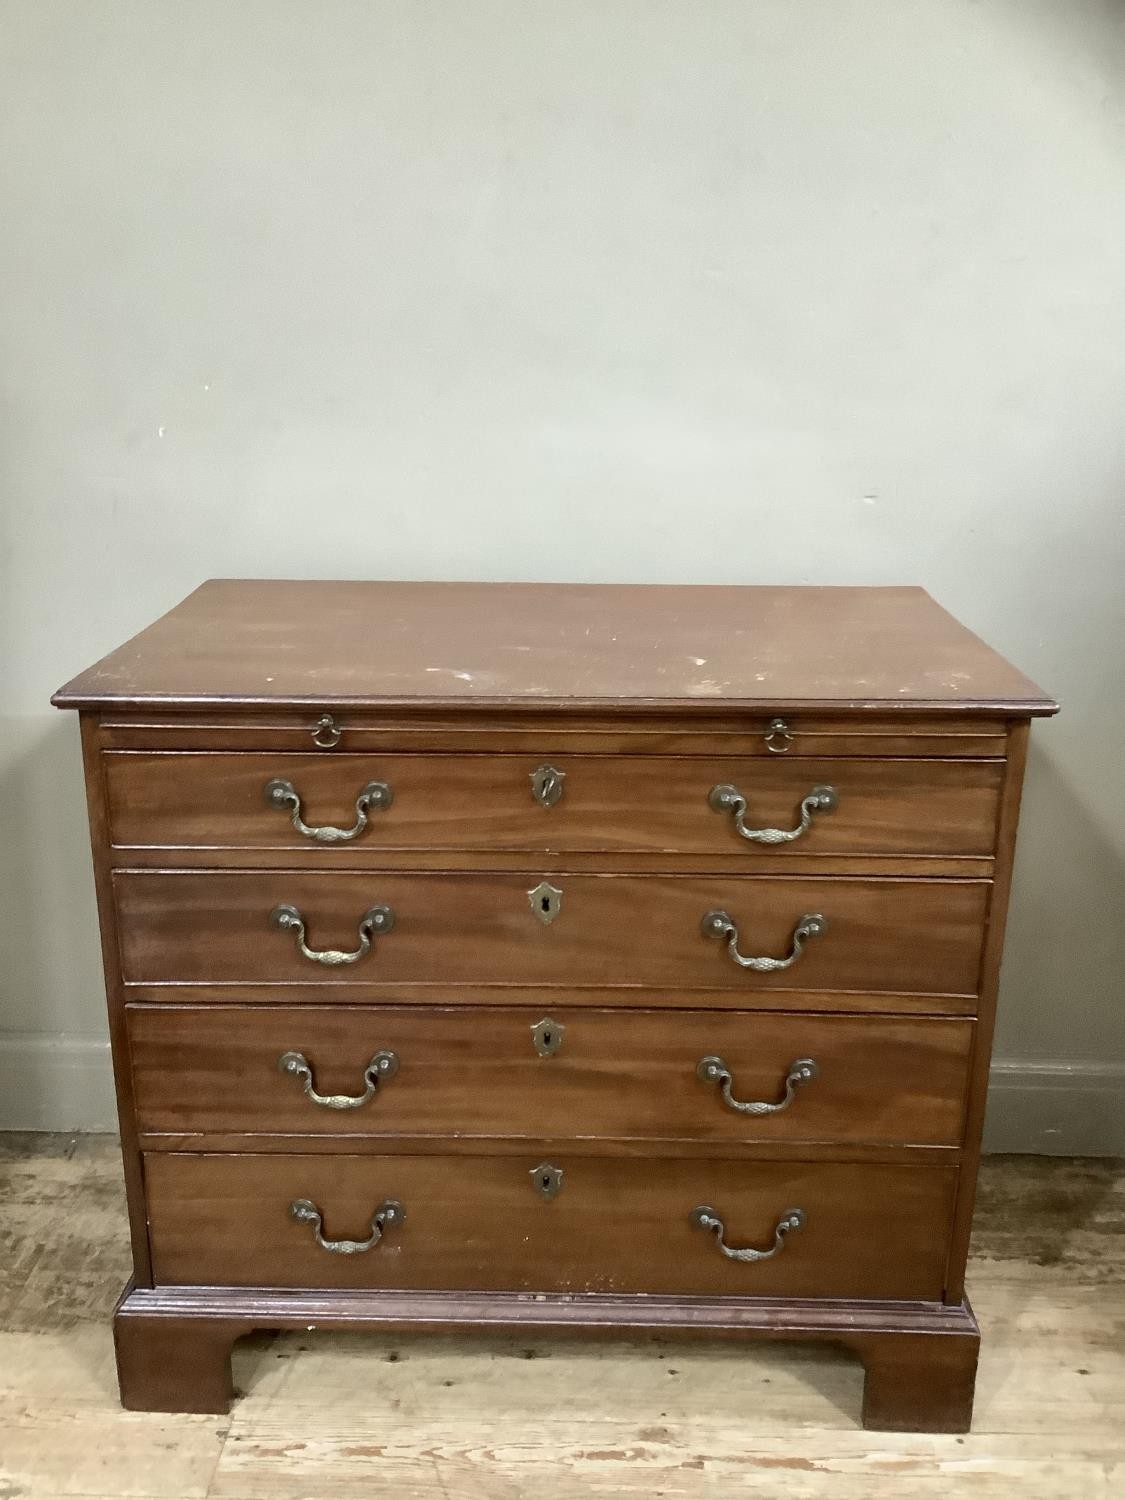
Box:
[103, 751, 1002, 860]
[98, 711, 1010, 758]
[114, 870, 989, 998]
[144, 1152, 957, 1299]
[128, 1005, 973, 1147]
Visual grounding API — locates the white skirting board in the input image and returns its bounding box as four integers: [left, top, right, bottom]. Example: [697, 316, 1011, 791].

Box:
[982, 1058, 1125, 1157]
[0, 1034, 118, 1133]
[0, 1034, 1121, 1154]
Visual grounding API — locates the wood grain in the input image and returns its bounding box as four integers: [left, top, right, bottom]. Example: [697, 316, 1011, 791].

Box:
[127, 1004, 973, 1148]
[945, 719, 1031, 1303]
[52, 580, 1057, 713]
[113, 869, 990, 998]
[116, 1283, 981, 1430]
[97, 708, 1012, 757]
[102, 750, 1004, 863]
[123, 980, 983, 1015]
[78, 715, 153, 1285]
[143, 1151, 958, 1299]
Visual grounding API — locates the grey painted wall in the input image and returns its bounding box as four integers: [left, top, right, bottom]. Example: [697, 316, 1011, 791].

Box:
[1, 1, 1123, 1148]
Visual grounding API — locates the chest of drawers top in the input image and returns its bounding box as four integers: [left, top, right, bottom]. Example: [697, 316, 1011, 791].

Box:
[54, 578, 1053, 719]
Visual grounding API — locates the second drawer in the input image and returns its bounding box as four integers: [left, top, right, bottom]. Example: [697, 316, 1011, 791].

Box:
[113, 870, 989, 998]
[128, 1005, 973, 1147]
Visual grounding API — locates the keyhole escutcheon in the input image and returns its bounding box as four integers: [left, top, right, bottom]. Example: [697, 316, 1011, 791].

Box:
[530, 763, 565, 808]
[530, 1162, 564, 1199]
[531, 1016, 565, 1057]
[527, 881, 563, 925]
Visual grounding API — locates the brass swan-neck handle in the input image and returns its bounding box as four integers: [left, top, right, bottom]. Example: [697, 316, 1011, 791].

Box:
[289, 1197, 404, 1254]
[279, 1049, 399, 1109]
[708, 782, 837, 844]
[269, 902, 395, 966]
[690, 1205, 805, 1262]
[701, 910, 827, 971]
[264, 777, 393, 842]
[696, 1055, 819, 1115]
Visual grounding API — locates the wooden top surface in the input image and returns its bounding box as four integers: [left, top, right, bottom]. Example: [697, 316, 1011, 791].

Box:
[52, 579, 1056, 714]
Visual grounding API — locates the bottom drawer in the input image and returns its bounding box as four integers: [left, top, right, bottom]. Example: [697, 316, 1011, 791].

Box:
[145, 1153, 957, 1300]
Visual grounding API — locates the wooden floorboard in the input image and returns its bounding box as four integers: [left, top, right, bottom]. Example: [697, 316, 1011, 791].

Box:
[0, 1136, 1122, 1498]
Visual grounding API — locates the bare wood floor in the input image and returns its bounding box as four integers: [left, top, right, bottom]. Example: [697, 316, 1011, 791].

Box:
[1, 1135, 1122, 1499]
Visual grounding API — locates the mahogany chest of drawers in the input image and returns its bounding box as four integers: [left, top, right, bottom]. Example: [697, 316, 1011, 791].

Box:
[53, 580, 1056, 1431]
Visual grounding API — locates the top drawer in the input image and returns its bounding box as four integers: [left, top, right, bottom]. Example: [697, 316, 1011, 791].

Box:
[102, 751, 1002, 865]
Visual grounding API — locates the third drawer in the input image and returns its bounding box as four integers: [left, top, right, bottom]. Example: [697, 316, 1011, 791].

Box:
[128, 1005, 973, 1147]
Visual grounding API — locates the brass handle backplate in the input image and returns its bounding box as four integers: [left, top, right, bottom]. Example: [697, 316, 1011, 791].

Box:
[269, 902, 395, 965]
[279, 1049, 399, 1109]
[701, 909, 826, 971]
[708, 783, 837, 844]
[697, 1055, 818, 1115]
[265, 777, 393, 842]
[690, 1204, 805, 1262]
[290, 1197, 404, 1254]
